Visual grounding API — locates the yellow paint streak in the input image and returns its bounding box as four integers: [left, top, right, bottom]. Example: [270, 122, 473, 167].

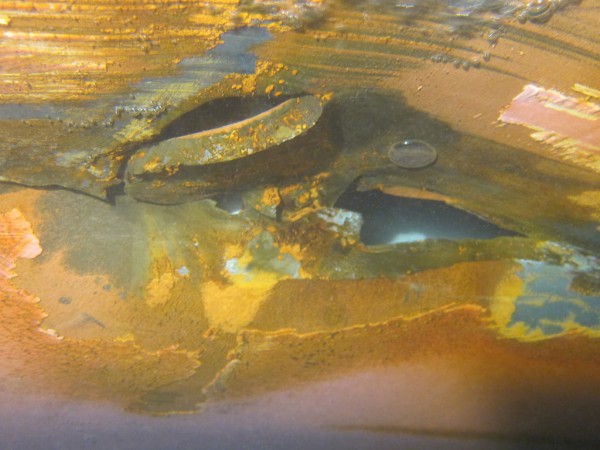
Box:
[114, 332, 135, 343]
[145, 257, 176, 308]
[573, 83, 600, 100]
[489, 263, 524, 336]
[568, 190, 600, 223]
[203, 229, 307, 332]
[545, 102, 599, 121]
[202, 276, 276, 333]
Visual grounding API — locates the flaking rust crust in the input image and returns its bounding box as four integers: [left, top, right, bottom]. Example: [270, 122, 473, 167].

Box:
[208, 305, 600, 403]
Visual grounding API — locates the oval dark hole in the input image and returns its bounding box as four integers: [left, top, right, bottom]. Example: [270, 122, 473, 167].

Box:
[335, 188, 522, 245]
[158, 95, 292, 141]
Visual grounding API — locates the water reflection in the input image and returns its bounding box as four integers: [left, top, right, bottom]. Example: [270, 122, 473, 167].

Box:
[502, 258, 600, 339]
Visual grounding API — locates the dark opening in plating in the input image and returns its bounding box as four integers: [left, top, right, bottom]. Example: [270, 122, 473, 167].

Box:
[335, 188, 522, 245]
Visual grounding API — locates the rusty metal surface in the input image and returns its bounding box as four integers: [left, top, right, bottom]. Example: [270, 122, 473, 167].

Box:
[0, 0, 599, 445]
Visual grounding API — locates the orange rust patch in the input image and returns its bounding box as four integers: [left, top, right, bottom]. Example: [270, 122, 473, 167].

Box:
[0, 207, 199, 407]
[0, 281, 199, 406]
[210, 304, 600, 432]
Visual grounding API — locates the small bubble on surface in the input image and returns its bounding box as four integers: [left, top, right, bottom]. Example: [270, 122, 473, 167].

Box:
[388, 140, 438, 169]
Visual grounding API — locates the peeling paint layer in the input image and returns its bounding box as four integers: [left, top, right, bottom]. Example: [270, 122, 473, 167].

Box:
[0, 209, 42, 279]
[499, 84, 600, 172]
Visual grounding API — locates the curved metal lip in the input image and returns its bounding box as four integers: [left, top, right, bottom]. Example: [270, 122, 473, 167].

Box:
[125, 94, 324, 177]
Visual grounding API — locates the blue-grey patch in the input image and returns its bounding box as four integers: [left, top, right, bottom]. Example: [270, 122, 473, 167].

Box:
[0, 103, 71, 120]
[58, 296, 72, 305]
[225, 232, 302, 281]
[225, 258, 244, 276]
[246, 232, 302, 280]
[183, 27, 270, 73]
[389, 232, 428, 244]
[316, 208, 363, 239]
[55, 150, 91, 167]
[541, 323, 564, 335]
[508, 259, 600, 337]
[177, 266, 190, 276]
[126, 27, 272, 111]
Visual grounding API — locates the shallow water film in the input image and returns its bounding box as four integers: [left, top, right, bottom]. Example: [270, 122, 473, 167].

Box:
[1, 0, 599, 448]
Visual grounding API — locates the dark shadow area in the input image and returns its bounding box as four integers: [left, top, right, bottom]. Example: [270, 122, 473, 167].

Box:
[214, 191, 245, 215]
[326, 88, 459, 161]
[487, 344, 600, 450]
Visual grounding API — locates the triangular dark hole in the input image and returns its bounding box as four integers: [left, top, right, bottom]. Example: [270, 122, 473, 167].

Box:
[335, 188, 522, 245]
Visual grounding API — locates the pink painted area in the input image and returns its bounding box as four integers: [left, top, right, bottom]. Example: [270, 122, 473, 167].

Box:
[500, 84, 600, 151]
[0, 209, 42, 279]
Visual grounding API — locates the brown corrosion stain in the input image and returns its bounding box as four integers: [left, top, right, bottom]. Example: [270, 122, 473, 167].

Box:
[1, 189, 598, 420]
[206, 305, 600, 441]
[0, 207, 200, 407]
[14, 251, 132, 341]
[206, 305, 600, 398]
[253, 2, 600, 173]
[249, 260, 514, 333]
[0, 282, 199, 405]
